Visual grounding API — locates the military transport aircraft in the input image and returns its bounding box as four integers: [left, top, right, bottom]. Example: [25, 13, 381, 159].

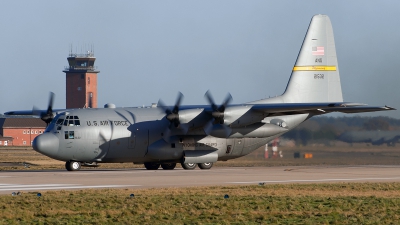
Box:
[5, 15, 395, 171]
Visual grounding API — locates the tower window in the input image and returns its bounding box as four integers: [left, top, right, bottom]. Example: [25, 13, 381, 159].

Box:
[88, 77, 90, 84]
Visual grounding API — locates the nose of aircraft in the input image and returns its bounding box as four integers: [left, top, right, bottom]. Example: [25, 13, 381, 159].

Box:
[33, 133, 59, 158]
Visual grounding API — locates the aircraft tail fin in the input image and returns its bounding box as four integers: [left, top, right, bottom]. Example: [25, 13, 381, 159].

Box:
[282, 14, 343, 103]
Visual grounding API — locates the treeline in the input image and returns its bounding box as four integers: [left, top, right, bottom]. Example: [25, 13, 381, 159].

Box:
[282, 116, 400, 146]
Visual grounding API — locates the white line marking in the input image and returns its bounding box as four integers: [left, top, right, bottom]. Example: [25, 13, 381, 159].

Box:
[227, 177, 400, 184]
[0, 184, 78, 188]
[0, 185, 140, 192]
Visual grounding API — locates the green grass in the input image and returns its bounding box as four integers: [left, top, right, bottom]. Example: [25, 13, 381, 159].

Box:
[2, 183, 400, 224]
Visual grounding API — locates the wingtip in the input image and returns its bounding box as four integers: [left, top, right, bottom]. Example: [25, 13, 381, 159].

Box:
[384, 105, 396, 110]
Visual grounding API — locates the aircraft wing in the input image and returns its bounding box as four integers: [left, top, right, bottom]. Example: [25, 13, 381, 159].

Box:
[4, 109, 68, 116]
[250, 103, 395, 116]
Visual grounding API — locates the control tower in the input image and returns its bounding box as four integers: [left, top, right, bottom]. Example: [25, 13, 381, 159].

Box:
[63, 50, 99, 109]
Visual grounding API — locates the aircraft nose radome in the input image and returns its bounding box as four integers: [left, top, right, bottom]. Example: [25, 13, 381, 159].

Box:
[33, 133, 59, 157]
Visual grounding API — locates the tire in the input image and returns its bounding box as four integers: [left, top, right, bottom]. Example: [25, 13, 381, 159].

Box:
[161, 163, 176, 170]
[181, 162, 197, 170]
[144, 162, 160, 170]
[198, 162, 213, 170]
[65, 161, 81, 171]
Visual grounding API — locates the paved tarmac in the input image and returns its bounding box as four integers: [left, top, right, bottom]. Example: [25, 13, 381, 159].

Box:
[1, 165, 400, 195]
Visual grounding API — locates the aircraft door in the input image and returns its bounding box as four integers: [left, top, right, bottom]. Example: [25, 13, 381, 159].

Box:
[132, 129, 148, 158]
[127, 122, 149, 158]
[233, 138, 244, 156]
[226, 138, 244, 157]
[128, 133, 136, 149]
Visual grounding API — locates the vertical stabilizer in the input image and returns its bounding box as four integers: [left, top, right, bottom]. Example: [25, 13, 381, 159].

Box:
[282, 15, 343, 103]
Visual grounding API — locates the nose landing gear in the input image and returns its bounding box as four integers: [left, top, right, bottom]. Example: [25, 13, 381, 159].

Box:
[65, 161, 81, 171]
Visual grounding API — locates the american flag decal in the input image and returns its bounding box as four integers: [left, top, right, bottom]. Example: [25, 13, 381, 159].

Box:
[312, 46, 324, 55]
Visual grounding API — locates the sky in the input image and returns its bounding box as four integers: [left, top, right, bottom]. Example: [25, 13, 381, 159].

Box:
[0, 1, 399, 119]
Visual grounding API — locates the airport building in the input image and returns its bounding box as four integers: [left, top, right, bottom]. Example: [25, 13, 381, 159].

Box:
[0, 118, 46, 146]
[63, 50, 99, 109]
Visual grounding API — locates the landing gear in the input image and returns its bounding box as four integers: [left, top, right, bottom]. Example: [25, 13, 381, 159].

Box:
[198, 162, 213, 170]
[65, 161, 81, 171]
[144, 162, 160, 170]
[161, 163, 176, 170]
[181, 162, 197, 170]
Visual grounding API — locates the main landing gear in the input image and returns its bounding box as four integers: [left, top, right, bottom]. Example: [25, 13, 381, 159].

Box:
[180, 162, 213, 170]
[143, 162, 213, 170]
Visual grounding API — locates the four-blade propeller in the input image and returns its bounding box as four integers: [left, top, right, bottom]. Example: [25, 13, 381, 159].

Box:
[204, 90, 232, 124]
[158, 92, 189, 142]
[203, 90, 233, 138]
[33, 92, 55, 126]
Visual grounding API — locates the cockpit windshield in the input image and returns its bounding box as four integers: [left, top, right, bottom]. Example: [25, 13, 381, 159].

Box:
[45, 114, 81, 132]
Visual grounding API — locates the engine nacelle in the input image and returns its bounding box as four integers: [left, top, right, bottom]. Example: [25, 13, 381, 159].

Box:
[182, 150, 218, 164]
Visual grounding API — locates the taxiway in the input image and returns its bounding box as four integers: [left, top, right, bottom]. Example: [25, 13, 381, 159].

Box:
[1, 165, 400, 195]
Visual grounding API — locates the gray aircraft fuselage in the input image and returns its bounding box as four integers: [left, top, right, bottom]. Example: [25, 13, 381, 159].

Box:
[37, 106, 302, 164]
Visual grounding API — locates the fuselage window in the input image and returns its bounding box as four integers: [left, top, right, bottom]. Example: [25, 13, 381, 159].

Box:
[69, 131, 74, 139]
[63, 120, 68, 126]
[64, 131, 74, 139]
[68, 120, 74, 126]
[74, 120, 81, 126]
[226, 145, 232, 154]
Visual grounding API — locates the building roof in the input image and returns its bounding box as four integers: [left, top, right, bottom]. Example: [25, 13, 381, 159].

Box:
[0, 134, 13, 141]
[0, 118, 46, 128]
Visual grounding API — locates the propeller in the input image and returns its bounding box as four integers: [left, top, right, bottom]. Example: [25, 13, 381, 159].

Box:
[203, 90, 233, 138]
[204, 90, 232, 124]
[157, 92, 188, 142]
[33, 92, 55, 126]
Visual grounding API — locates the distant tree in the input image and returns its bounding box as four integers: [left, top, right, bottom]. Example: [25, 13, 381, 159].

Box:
[363, 118, 390, 130]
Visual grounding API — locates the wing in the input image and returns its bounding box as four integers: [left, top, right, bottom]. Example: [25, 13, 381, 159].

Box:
[250, 102, 395, 116]
[4, 109, 69, 116]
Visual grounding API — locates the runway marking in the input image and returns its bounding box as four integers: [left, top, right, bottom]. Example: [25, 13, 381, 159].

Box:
[0, 184, 78, 188]
[227, 177, 400, 184]
[0, 184, 141, 192]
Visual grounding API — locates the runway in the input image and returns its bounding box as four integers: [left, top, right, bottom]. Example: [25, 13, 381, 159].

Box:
[1, 165, 400, 195]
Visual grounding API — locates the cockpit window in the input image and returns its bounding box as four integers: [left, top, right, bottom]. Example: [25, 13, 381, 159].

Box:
[56, 119, 64, 125]
[63, 116, 81, 126]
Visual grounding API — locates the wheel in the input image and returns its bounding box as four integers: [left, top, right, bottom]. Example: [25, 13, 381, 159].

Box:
[144, 162, 160, 170]
[181, 162, 197, 170]
[161, 163, 176, 170]
[198, 162, 213, 170]
[65, 161, 81, 171]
